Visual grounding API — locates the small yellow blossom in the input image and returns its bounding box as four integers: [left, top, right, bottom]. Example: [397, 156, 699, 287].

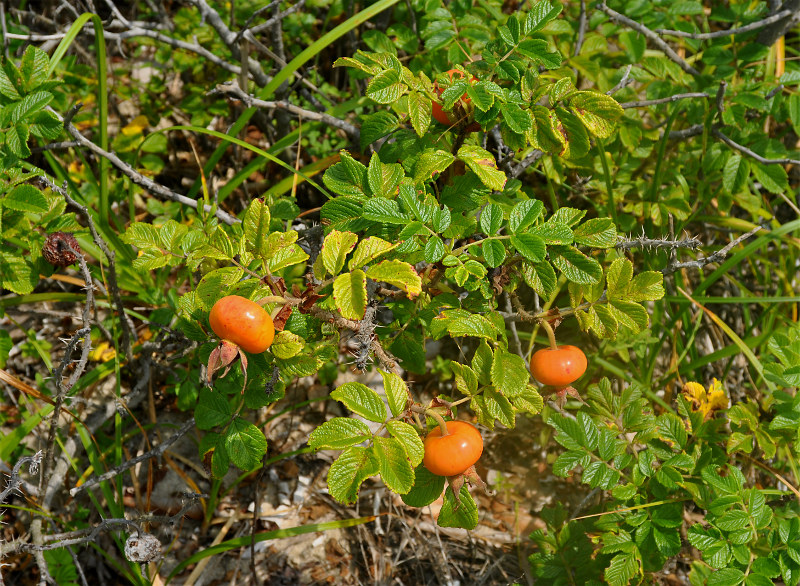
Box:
[683, 379, 729, 420]
[88, 342, 116, 363]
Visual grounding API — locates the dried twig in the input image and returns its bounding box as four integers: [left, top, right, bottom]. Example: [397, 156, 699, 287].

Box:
[574, 0, 587, 57]
[0, 452, 42, 505]
[213, 83, 360, 139]
[712, 128, 800, 167]
[69, 418, 196, 496]
[620, 92, 710, 109]
[668, 124, 705, 140]
[188, 0, 270, 86]
[606, 65, 633, 95]
[616, 235, 701, 251]
[662, 226, 762, 276]
[40, 177, 135, 363]
[510, 150, 544, 178]
[598, 2, 700, 77]
[655, 8, 794, 39]
[50, 106, 239, 225]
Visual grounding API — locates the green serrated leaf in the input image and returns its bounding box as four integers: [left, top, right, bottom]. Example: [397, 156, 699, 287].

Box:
[363, 197, 411, 224]
[309, 417, 372, 450]
[366, 68, 406, 104]
[479, 203, 503, 234]
[401, 464, 446, 507]
[367, 152, 404, 198]
[491, 349, 529, 397]
[605, 551, 639, 586]
[414, 149, 455, 183]
[573, 218, 616, 247]
[520, 261, 557, 297]
[458, 145, 507, 191]
[321, 230, 358, 276]
[331, 382, 387, 423]
[373, 436, 415, 493]
[328, 446, 379, 504]
[511, 233, 546, 262]
[366, 259, 421, 295]
[225, 418, 268, 470]
[360, 111, 399, 150]
[481, 239, 506, 267]
[271, 330, 305, 360]
[3, 184, 48, 213]
[508, 199, 544, 232]
[551, 246, 603, 284]
[408, 90, 431, 137]
[451, 362, 479, 395]
[517, 39, 562, 69]
[379, 369, 408, 417]
[349, 236, 397, 269]
[425, 235, 446, 262]
[568, 90, 624, 138]
[195, 388, 232, 430]
[438, 486, 479, 529]
[500, 103, 532, 133]
[243, 199, 271, 253]
[723, 153, 750, 194]
[531, 221, 572, 244]
[386, 421, 424, 467]
[333, 270, 368, 320]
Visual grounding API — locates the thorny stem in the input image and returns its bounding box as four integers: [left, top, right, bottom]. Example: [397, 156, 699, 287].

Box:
[539, 318, 559, 351]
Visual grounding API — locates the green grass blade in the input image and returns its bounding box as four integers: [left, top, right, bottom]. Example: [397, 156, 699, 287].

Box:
[142, 125, 333, 199]
[694, 219, 800, 296]
[677, 287, 773, 391]
[186, 0, 399, 199]
[166, 516, 378, 582]
[46, 13, 109, 227]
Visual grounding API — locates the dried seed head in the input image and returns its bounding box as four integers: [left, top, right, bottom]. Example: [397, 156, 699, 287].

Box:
[42, 232, 81, 267]
[124, 532, 162, 563]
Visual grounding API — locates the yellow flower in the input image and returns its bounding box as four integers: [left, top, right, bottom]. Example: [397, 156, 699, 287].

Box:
[683, 379, 729, 419]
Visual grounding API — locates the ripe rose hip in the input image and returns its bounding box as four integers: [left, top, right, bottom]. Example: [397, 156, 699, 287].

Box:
[209, 295, 275, 354]
[530, 345, 587, 387]
[422, 420, 483, 477]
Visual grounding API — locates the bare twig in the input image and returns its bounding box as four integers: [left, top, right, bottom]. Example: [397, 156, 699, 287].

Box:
[712, 128, 800, 167]
[0, 2, 9, 60]
[616, 235, 701, 251]
[606, 65, 633, 95]
[0, 452, 42, 505]
[69, 417, 196, 496]
[247, 0, 306, 35]
[213, 83, 360, 139]
[662, 226, 762, 276]
[668, 124, 705, 140]
[715, 81, 727, 115]
[50, 106, 239, 225]
[574, 0, 587, 57]
[766, 84, 784, 100]
[598, 2, 700, 76]
[504, 293, 525, 360]
[41, 243, 93, 488]
[188, 0, 270, 86]
[655, 8, 794, 39]
[510, 150, 544, 178]
[30, 141, 81, 153]
[620, 92, 710, 109]
[40, 177, 135, 363]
